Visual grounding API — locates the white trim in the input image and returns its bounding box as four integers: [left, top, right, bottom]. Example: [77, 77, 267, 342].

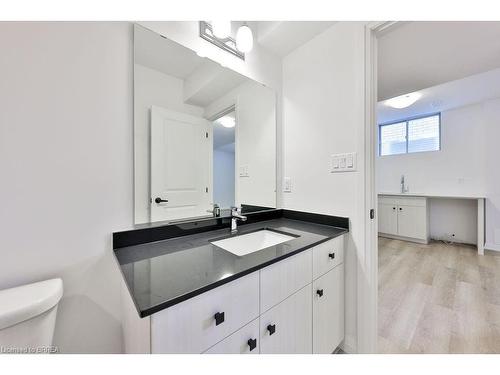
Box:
[360, 21, 402, 354]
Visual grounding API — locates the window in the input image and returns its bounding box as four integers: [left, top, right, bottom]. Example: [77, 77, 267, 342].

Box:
[379, 114, 440, 156]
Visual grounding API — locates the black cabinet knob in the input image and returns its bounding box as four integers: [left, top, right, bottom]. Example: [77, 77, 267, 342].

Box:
[247, 338, 257, 351]
[317, 289, 324, 297]
[214, 311, 225, 326]
[399, 207, 402, 211]
[155, 197, 168, 204]
[393, 207, 396, 210]
[328, 252, 335, 259]
[267, 324, 276, 336]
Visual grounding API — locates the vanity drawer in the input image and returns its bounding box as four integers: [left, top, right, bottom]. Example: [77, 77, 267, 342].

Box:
[151, 271, 259, 354]
[260, 249, 312, 312]
[204, 318, 260, 354]
[312, 236, 344, 280]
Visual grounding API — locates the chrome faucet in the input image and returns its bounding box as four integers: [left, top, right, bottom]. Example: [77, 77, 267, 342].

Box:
[400, 175, 409, 193]
[231, 206, 247, 233]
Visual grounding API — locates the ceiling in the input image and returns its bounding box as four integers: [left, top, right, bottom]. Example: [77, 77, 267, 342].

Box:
[377, 67, 500, 124]
[378, 21, 500, 101]
[256, 21, 336, 57]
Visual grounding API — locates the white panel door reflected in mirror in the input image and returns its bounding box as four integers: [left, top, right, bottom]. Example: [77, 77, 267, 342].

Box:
[134, 24, 277, 224]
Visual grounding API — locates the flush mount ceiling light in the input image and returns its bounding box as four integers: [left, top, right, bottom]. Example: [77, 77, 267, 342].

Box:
[211, 20, 231, 39]
[217, 117, 235, 128]
[236, 24, 253, 53]
[385, 92, 422, 109]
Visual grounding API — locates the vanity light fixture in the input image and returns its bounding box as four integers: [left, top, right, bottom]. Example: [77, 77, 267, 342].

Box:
[211, 20, 231, 39]
[236, 23, 254, 53]
[199, 21, 244, 60]
[385, 92, 422, 109]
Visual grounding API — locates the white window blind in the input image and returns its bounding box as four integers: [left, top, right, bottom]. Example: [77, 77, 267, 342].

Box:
[379, 114, 440, 156]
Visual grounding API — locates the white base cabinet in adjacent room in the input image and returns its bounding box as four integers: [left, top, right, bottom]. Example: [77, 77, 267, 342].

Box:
[124, 234, 346, 354]
[378, 195, 430, 243]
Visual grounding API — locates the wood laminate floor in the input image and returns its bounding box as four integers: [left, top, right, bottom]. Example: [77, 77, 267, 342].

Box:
[378, 237, 500, 353]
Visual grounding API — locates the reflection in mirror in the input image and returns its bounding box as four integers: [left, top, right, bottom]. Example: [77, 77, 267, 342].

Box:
[134, 24, 277, 224]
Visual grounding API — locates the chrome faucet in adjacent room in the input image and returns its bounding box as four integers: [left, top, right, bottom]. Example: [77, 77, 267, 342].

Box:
[400, 174, 409, 193]
[231, 206, 247, 233]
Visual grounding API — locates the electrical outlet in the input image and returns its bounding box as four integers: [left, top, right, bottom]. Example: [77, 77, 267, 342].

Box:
[284, 177, 292, 192]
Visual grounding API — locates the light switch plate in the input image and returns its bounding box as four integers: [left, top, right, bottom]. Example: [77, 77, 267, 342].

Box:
[331, 152, 357, 173]
[284, 177, 292, 192]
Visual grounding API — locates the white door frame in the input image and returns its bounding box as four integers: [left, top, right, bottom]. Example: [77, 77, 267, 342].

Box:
[358, 21, 400, 354]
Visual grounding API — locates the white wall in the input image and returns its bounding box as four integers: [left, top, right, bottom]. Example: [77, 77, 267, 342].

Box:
[377, 100, 500, 248]
[0, 22, 133, 353]
[134, 64, 204, 224]
[282, 22, 367, 353]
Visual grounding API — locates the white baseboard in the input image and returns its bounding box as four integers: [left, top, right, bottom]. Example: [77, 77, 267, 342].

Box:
[485, 242, 500, 252]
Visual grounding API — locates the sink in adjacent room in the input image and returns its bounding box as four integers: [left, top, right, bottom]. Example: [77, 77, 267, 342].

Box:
[211, 229, 297, 256]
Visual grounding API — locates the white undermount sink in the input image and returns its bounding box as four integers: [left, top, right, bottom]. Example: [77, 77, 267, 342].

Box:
[211, 229, 296, 256]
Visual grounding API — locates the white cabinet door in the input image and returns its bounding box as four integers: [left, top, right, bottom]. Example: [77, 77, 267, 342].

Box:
[259, 284, 312, 354]
[260, 249, 312, 312]
[397, 205, 426, 240]
[204, 319, 260, 354]
[151, 272, 259, 353]
[150, 106, 212, 223]
[312, 264, 344, 354]
[312, 236, 344, 280]
[378, 202, 398, 235]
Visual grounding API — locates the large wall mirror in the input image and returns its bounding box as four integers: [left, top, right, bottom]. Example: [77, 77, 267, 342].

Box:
[134, 24, 277, 224]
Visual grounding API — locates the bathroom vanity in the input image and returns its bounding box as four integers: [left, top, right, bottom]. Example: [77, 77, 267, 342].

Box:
[117, 25, 348, 354]
[114, 209, 348, 354]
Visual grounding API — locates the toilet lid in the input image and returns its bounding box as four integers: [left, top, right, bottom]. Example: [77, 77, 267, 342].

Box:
[0, 278, 63, 330]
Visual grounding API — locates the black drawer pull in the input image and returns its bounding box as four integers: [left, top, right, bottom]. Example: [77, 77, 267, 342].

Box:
[214, 311, 225, 326]
[267, 324, 276, 336]
[247, 338, 257, 351]
[328, 252, 335, 259]
[317, 289, 324, 297]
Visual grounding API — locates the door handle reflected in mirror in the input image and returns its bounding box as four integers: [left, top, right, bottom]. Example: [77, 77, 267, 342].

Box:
[317, 289, 324, 297]
[154, 197, 168, 204]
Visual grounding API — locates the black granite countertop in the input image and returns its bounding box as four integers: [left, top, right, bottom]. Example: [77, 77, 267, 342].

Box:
[115, 216, 348, 317]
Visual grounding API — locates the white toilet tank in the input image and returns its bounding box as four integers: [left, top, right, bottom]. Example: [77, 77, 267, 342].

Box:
[0, 278, 63, 353]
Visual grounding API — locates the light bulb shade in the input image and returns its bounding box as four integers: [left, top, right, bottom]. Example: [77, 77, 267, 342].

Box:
[211, 21, 231, 39]
[385, 92, 422, 109]
[236, 25, 253, 53]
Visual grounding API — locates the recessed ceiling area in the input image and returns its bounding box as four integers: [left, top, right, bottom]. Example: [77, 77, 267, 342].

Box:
[378, 21, 500, 101]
